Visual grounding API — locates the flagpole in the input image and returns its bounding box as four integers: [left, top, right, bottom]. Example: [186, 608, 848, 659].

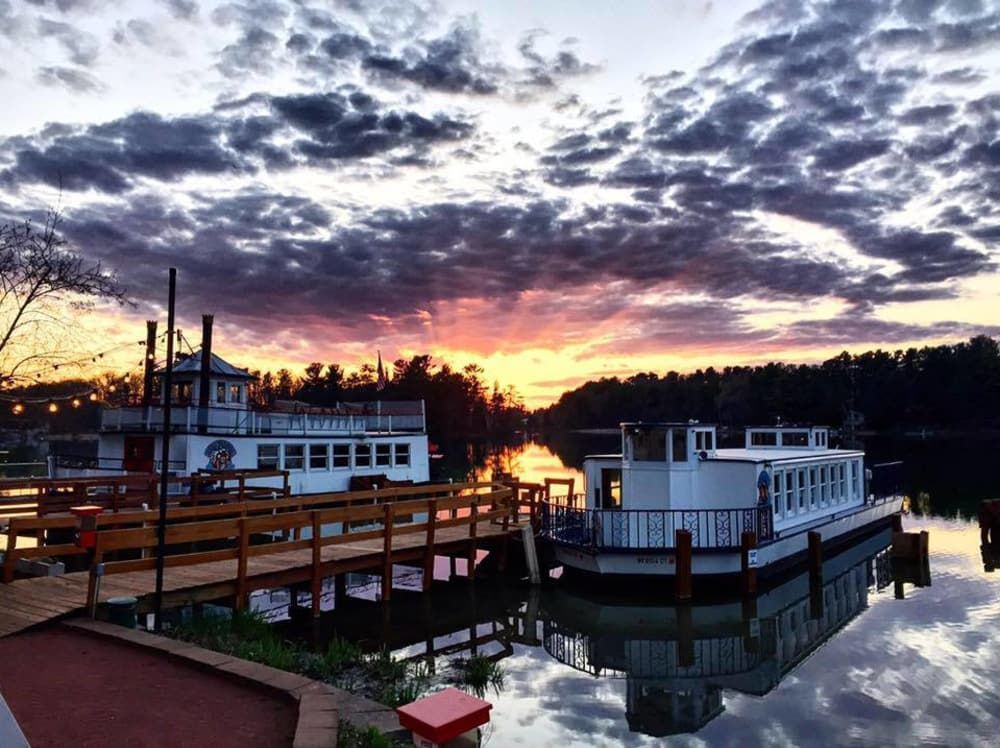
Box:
[153, 267, 176, 632]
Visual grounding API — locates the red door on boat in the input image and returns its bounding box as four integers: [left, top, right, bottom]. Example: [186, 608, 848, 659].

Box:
[123, 436, 155, 472]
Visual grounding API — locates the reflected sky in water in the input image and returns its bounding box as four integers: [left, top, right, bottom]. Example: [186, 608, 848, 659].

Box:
[480, 515, 999, 747]
[296, 440, 1000, 746]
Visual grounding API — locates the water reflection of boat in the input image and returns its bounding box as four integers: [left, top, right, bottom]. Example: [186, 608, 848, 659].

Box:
[541, 527, 895, 737]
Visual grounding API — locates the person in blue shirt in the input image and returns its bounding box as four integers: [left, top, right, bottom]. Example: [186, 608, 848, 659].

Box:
[757, 463, 772, 504]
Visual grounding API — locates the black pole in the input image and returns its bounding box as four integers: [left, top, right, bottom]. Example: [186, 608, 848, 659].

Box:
[153, 267, 177, 632]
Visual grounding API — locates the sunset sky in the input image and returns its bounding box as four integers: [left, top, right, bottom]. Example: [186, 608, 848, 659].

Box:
[1, 0, 998, 406]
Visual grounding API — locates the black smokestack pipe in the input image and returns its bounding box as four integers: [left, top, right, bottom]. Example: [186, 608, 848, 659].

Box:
[198, 314, 214, 434]
[142, 320, 157, 407]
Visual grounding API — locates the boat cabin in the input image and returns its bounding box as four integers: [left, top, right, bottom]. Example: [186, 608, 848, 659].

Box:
[583, 422, 866, 527]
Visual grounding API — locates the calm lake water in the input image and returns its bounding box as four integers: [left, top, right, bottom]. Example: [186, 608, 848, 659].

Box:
[284, 435, 1000, 747]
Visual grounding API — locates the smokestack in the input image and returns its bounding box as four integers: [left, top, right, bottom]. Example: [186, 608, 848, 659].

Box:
[142, 320, 157, 407]
[198, 314, 214, 434]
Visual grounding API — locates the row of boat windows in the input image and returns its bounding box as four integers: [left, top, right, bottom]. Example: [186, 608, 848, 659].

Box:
[771, 460, 860, 518]
[256, 442, 410, 471]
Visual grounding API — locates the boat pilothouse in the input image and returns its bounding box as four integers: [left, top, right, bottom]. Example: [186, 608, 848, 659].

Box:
[544, 421, 901, 578]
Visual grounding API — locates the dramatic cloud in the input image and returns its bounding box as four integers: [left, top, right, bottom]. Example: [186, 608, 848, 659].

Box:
[1, 0, 998, 401]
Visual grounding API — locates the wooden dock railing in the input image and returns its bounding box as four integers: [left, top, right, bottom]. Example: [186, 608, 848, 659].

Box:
[85, 485, 514, 614]
[2, 481, 497, 583]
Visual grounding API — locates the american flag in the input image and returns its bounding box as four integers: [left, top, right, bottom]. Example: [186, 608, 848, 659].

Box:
[376, 350, 387, 391]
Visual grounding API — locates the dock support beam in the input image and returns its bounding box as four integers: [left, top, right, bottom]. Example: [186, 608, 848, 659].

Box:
[675, 529, 692, 602]
[741, 531, 757, 598]
[521, 525, 541, 585]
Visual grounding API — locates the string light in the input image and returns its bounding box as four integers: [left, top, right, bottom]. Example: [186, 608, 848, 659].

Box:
[89, 392, 98, 402]
[11, 403, 24, 415]
[71, 397, 81, 408]
[47, 402, 59, 413]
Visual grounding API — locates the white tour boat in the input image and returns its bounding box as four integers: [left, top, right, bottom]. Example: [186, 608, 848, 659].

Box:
[542, 422, 901, 579]
[49, 324, 431, 494]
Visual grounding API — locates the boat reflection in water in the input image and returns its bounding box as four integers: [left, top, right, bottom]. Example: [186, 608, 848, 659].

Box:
[541, 527, 896, 737]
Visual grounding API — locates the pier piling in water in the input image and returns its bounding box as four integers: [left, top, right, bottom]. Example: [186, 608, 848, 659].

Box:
[741, 531, 758, 597]
[675, 529, 692, 601]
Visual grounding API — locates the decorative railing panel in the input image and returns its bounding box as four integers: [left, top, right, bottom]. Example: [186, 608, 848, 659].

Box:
[542, 503, 774, 551]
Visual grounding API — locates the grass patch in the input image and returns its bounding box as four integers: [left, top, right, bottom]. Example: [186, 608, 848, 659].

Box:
[336, 721, 398, 748]
[450, 654, 505, 698]
[169, 609, 431, 707]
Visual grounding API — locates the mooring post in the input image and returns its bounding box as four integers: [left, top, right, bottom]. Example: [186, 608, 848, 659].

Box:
[521, 524, 541, 584]
[677, 603, 695, 667]
[741, 531, 758, 597]
[334, 574, 347, 606]
[675, 529, 692, 602]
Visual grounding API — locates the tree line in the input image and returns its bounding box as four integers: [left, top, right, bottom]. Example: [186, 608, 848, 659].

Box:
[533, 336, 1000, 434]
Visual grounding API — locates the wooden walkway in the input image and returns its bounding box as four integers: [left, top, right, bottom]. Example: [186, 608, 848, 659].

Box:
[0, 488, 522, 638]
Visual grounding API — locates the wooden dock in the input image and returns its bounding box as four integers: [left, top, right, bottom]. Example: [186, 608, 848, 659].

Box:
[0, 482, 526, 638]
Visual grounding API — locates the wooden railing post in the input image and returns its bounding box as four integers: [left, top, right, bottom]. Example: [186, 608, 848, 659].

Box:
[238, 475, 246, 501]
[311, 512, 322, 617]
[86, 541, 104, 618]
[381, 503, 394, 602]
[423, 499, 437, 592]
[235, 517, 249, 611]
[282, 471, 290, 498]
[467, 498, 479, 579]
[3, 523, 19, 583]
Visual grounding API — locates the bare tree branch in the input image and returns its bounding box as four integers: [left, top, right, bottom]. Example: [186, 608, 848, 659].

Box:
[0, 208, 126, 388]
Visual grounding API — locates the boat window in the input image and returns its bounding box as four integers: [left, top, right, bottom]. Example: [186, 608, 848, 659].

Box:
[230, 384, 242, 403]
[672, 430, 688, 462]
[773, 472, 783, 514]
[809, 467, 817, 507]
[851, 461, 858, 498]
[394, 443, 410, 467]
[839, 464, 846, 501]
[216, 382, 226, 403]
[798, 469, 806, 509]
[601, 468, 621, 509]
[309, 443, 328, 471]
[633, 430, 666, 461]
[695, 430, 714, 451]
[781, 431, 808, 447]
[751, 431, 778, 446]
[172, 382, 193, 404]
[355, 444, 372, 468]
[284, 444, 305, 471]
[786, 471, 794, 513]
[820, 466, 828, 503]
[375, 443, 391, 467]
[257, 444, 279, 470]
[333, 444, 351, 469]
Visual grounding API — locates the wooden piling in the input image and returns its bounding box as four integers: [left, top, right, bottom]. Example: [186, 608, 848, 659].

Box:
[741, 531, 758, 597]
[467, 499, 479, 579]
[677, 603, 695, 667]
[311, 513, 322, 617]
[675, 529, 692, 602]
[422, 499, 437, 592]
[235, 517, 249, 611]
[381, 503, 394, 602]
[334, 574, 347, 606]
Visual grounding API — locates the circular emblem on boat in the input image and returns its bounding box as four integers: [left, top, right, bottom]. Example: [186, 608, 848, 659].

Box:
[204, 439, 237, 471]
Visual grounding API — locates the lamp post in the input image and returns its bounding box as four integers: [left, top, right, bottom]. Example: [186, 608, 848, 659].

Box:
[153, 267, 176, 632]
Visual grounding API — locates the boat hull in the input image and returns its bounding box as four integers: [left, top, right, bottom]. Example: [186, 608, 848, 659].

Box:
[550, 499, 901, 578]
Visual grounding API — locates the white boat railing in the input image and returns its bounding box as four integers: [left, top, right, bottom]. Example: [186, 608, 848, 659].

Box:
[100, 404, 425, 435]
[542, 503, 774, 551]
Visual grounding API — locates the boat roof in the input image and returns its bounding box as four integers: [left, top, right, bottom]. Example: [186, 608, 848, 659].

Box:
[156, 351, 256, 380]
[712, 447, 863, 463]
[620, 421, 716, 428]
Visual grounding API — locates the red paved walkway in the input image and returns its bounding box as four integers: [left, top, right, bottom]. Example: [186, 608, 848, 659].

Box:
[0, 627, 296, 748]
